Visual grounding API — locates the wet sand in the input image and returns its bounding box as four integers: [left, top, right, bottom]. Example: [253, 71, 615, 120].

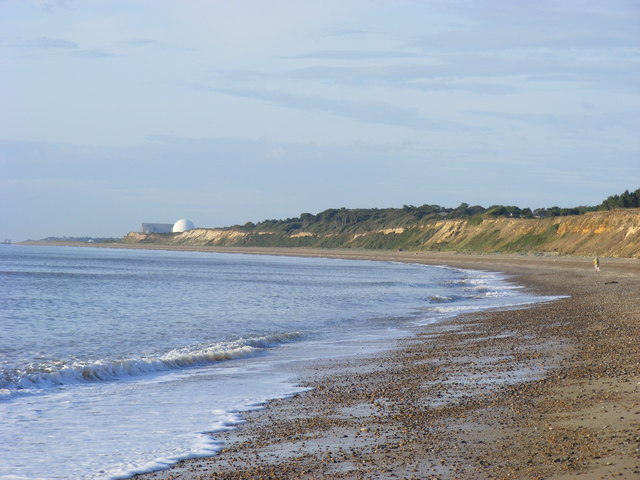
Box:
[98, 249, 638, 479]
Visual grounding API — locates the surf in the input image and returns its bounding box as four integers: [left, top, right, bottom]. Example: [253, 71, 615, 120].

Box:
[1, 332, 304, 399]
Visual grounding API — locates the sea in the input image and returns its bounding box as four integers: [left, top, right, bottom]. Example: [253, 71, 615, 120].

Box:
[0, 245, 554, 480]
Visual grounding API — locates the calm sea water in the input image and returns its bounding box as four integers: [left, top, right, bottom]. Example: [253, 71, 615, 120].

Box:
[0, 246, 551, 479]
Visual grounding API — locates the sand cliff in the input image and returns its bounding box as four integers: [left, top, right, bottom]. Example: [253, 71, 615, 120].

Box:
[123, 209, 640, 258]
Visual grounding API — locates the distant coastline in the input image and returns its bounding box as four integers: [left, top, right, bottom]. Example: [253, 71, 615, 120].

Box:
[121, 208, 640, 258]
[23, 207, 639, 258]
[18, 189, 640, 258]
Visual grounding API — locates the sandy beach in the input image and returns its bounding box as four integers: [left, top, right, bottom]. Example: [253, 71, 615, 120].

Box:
[100, 248, 638, 479]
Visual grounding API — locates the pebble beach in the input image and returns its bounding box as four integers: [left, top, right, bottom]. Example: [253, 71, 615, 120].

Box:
[116, 249, 639, 479]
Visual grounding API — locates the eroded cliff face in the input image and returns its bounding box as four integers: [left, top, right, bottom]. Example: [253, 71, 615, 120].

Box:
[413, 210, 640, 257]
[123, 209, 640, 258]
[124, 229, 249, 245]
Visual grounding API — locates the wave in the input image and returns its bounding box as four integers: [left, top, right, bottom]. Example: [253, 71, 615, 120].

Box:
[427, 295, 455, 303]
[0, 332, 303, 399]
[444, 271, 525, 300]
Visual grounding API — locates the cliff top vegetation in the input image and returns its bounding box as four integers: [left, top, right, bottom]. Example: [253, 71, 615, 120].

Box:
[229, 188, 640, 236]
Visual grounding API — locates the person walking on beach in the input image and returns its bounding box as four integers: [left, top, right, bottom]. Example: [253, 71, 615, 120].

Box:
[594, 256, 600, 272]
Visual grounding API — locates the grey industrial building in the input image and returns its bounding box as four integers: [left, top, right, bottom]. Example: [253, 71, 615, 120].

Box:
[141, 223, 174, 234]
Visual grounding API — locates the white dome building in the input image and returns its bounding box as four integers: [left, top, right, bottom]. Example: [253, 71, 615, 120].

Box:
[172, 218, 195, 233]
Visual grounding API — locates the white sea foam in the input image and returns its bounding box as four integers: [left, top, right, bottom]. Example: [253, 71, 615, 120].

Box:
[106, 409, 241, 480]
[427, 294, 455, 303]
[1, 332, 304, 398]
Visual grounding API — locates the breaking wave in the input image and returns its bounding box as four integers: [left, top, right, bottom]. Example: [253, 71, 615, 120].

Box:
[0, 332, 303, 399]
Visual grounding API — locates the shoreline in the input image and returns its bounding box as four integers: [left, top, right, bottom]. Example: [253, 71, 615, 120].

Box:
[14, 240, 639, 266]
[18, 244, 640, 478]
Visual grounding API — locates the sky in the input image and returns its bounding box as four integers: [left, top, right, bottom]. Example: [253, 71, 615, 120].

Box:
[1, 0, 639, 240]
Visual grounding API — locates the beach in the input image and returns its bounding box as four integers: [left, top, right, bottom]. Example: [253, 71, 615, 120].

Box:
[70, 248, 639, 479]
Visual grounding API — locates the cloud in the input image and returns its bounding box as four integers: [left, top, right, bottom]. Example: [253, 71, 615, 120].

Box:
[194, 85, 442, 129]
[120, 39, 158, 48]
[430, 0, 640, 50]
[71, 49, 114, 59]
[23, 36, 79, 49]
[207, 69, 275, 83]
[209, 63, 517, 96]
[278, 63, 522, 98]
[30, 0, 74, 14]
[18, 36, 114, 58]
[289, 50, 420, 60]
[0, 177, 93, 188]
[412, 81, 516, 95]
[464, 109, 640, 134]
[232, 38, 639, 92]
[414, 27, 637, 52]
[284, 44, 639, 93]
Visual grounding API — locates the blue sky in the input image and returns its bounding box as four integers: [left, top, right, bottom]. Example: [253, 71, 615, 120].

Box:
[1, 0, 639, 240]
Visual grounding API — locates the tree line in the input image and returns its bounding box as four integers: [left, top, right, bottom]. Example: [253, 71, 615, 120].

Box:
[232, 187, 639, 235]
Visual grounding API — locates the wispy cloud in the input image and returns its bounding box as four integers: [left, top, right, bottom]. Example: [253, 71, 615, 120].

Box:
[466, 109, 557, 120]
[289, 49, 420, 60]
[284, 46, 638, 92]
[120, 39, 158, 48]
[209, 63, 516, 96]
[430, 0, 640, 51]
[32, 0, 74, 14]
[413, 28, 637, 52]
[23, 36, 79, 49]
[0, 177, 93, 187]
[71, 49, 114, 59]
[465, 109, 640, 135]
[193, 84, 442, 129]
[19, 36, 114, 58]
